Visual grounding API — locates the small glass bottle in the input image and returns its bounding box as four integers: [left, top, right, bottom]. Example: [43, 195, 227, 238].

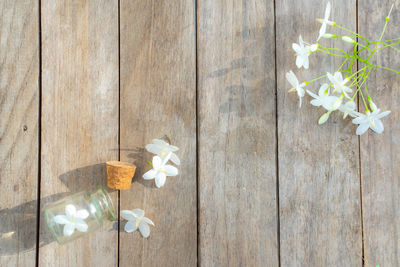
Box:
[44, 185, 116, 244]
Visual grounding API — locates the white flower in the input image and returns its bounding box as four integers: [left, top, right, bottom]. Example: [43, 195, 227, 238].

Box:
[143, 153, 178, 188]
[339, 101, 359, 118]
[145, 139, 180, 165]
[286, 70, 305, 108]
[307, 83, 338, 110]
[317, 2, 333, 41]
[292, 35, 318, 69]
[352, 109, 391, 135]
[121, 209, 154, 238]
[53, 204, 89, 237]
[327, 72, 352, 98]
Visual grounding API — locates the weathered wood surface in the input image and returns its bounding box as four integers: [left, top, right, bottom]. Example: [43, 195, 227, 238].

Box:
[197, 0, 279, 265]
[276, 0, 363, 265]
[0, 0, 39, 266]
[119, 0, 197, 266]
[1, 0, 400, 266]
[359, 1, 400, 266]
[39, 0, 119, 266]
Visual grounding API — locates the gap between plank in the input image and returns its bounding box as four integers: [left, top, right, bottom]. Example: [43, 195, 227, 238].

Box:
[355, 0, 366, 265]
[35, 0, 43, 265]
[117, 0, 121, 266]
[195, 0, 200, 266]
[273, 0, 281, 266]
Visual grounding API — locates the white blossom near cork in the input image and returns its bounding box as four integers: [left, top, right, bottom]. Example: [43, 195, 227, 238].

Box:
[121, 209, 154, 238]
[53, 204, 89, 237]
[143, 152, 178, 188]
[285, 2, 398, 135]
[145, 139, 180, 165]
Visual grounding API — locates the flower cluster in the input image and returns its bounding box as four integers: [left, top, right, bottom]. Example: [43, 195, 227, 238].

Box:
[287, 2, 398, 135]
[144, 139, 180, 188]
[121, 138, 180, 238]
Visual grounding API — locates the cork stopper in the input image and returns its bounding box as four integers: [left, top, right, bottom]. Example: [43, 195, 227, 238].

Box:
[106, 161, 136, 190]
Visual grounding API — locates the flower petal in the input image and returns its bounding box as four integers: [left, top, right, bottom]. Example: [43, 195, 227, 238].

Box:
[325, 2, 331, 20]
[356, 123, 370, 135]
[310, 99, 322, 107]
[124, 221, 138, 233]
[155, 172, 167, 188]
[152, 156, 162, 169]
[139, 222, 151, 238]
[164, 165, 178, 176]
[303, 56, 309, 69]
[318, 22, 327, 41]
[326, 72, 334, 83]
[372, 119, 384, 134]
[152, 139, 167, 146]
[65, 204, 76, 217]
[75, 218, 88, 232]
[63, 223, 75, 237]
[318, 84, 329, 96]
[143, 169, 157, 180]
[298, 35, 304, 47]
[120, 210, 136, 221]
[142, 217, 155, 226]
[76, 209, 89, 219]
[376, 110, 391, 119]
[168, 145, 179, 152]
[132, 209, 145, 218]
[296, 54, 304, 69]
[292, 43, 301, 53]
[170, 153, 181, 165]
[286, 71, 298, 87]
[306, 89, 319, 99]
[145, 144, 162, 155]
[352, 116, 366, 124]
[54, 215, 69, 225]
[334, 72, 342, 82]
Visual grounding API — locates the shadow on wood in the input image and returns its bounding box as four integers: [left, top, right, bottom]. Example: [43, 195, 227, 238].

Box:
[0, 193, 68, 255]
[58, 164, 113, 193]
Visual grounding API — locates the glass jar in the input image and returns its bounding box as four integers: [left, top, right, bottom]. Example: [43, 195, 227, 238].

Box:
[44, 185, 116, 244]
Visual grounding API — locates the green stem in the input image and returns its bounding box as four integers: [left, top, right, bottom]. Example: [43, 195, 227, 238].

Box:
[334, 24, 369, 43]
[372, 64, 400, 74]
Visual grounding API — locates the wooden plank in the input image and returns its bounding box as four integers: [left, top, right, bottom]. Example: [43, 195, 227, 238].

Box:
[198, 0, 279, 265]
[0, 0, 39, 266]
[276, 0, 363, 265]
[119, 0, 197, 266]
[358, 1, 400, 265]
[39, 0, 119, 266]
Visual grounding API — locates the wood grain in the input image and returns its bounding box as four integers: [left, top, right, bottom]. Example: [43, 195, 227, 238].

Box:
[119, 0, 197, 266]
[197, 0, 279, 265]
[39, 0, 119, 266]
[276, 0, 363, 265]
[359, 1, 400, 266]
[0, 0, 39, 266]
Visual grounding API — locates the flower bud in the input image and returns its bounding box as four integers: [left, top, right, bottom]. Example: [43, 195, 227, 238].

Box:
[368, 99, 378, 111]
[322, 33, 335, 39]
[318, 112, 330, 124]
[342, 36, 356, 44]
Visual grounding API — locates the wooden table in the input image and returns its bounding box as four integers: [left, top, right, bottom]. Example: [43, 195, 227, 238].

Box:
[1, 0, 399, 266]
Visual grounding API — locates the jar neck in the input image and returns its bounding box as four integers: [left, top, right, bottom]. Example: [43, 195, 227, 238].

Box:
[90, 185, 116, 221]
